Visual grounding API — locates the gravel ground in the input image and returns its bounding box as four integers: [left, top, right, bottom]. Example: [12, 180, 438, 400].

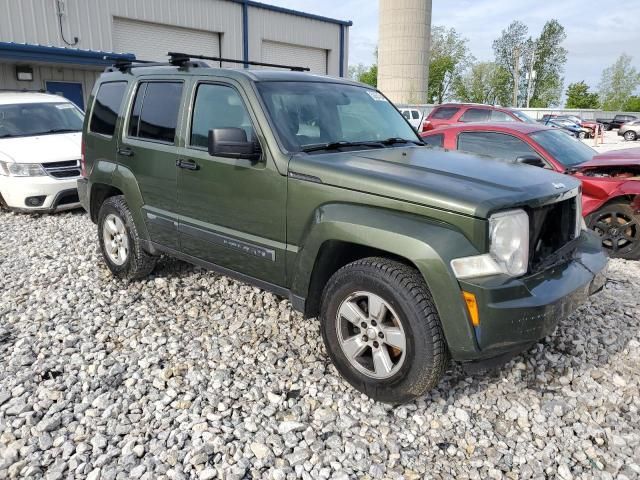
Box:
[580, 130, 639, 153]
[1, 210, 639, 480]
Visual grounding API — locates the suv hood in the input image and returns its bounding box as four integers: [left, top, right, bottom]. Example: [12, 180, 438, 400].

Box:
[290, 146, 580, 218]
[0, 132, 81, 164]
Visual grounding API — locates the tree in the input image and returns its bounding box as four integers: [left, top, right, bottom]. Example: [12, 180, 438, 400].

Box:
[493, 21, 529, 107]
[528, 20, 567, 107]
[454, 62, 511, 106]
[598, 54, 640, 110]
[623, 96, 640, 112]
[565, 81, 599, 109]
[427, 26, 473, 104]
[493, 19, 568, 107]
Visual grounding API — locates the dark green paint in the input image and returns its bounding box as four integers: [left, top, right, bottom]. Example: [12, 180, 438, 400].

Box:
[80, 66, 607, 362]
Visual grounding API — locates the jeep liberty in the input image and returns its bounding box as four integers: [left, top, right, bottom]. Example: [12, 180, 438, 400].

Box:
[78, 54, 607, 403]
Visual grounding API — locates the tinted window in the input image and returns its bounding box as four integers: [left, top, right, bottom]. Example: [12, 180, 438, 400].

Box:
[491, 110, 516, 122]
[412, 110, 420, 119]
[430, 106, 459, 120]
[458, 131, 540, 162]
[128, 82, 182, 143]
[510, 109, 537, 124]
[529, 129, 595, 167]
[190, 84, 255, 148]
[90, 82, 127, 136]
[422, 134, 443, 148]
[460, 108, 491, 122]
[402, 111, 410, 119]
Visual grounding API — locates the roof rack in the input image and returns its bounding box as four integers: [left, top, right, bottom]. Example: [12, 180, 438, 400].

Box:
[105, 55, 209, 72]
[168, 52, 310, 72]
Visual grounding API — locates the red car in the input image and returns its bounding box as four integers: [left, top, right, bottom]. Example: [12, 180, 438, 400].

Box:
[422, 103, 537, 132]
[422, 123, 640, 259]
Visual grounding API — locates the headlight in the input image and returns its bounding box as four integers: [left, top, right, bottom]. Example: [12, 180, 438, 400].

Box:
[0, 160, 46, 177]
[451, 209, 529, 279]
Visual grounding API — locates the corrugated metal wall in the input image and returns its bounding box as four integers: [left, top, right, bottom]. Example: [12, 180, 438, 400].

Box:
[0, 62, 100, 105]
[247, 7, 343, 76]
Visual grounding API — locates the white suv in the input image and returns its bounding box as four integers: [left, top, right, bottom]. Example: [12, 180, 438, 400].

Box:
[0, 92, 83, 212]
[399, 108, 424, 130]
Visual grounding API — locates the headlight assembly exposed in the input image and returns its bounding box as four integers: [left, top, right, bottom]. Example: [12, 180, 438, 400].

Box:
[451, 209, 529, 279]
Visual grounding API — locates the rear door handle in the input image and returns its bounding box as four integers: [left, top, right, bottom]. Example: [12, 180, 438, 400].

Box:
[176, 159, 199, 171]
[117, 147, 134, 157]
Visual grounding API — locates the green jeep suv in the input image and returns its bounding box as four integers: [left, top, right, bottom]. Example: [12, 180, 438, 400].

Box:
[78, 58, 607, 403]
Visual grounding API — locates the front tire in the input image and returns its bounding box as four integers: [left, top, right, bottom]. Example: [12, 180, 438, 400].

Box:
[588, 202, 640, 260]
[624, 131, 637, 141]
[320, 257, 448, 403]
[97, 195, 157, 279]
[578, 131, 586, 139]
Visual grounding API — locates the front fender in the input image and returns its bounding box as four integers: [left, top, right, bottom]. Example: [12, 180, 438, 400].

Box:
[583, 179, 640, 217]
[291, 203, 483, 359]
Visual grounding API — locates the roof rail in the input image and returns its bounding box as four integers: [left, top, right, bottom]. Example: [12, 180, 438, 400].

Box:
[168, 52, 310, 72]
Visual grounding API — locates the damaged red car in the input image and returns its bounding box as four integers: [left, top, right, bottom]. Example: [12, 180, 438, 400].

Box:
[421, 123, 640, 259]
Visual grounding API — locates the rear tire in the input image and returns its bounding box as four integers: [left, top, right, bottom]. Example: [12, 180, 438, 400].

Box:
[97, 195, 157, 280]
[588, 202, 640, 260]
[578, 131, 586, 139]
[624, 131, 637, 141]
[320, 257, 448, 403]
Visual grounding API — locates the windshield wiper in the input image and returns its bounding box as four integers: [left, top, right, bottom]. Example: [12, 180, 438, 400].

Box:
[301, 141, 386, 153]
[0, 133, 15, 138]
[380, 137, 424, 146]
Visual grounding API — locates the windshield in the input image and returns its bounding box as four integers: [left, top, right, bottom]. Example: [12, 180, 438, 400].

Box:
[529, 129, 595, 167]
[257, 81, 421, 153]
[0, 102, 84, 138]
[510, 109, 537, 124]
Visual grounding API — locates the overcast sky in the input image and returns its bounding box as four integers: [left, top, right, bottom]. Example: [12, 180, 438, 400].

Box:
[265, 0, 640, 90]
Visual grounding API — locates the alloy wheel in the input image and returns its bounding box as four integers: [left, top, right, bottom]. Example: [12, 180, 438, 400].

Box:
[624, 131, 637, 141]
[102, 213, 130, 266]
[591, 210, 640, 255]
[335, 291, 407, 379]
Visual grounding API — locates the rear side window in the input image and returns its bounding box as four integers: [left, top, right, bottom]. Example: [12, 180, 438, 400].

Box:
[412, 110, 420, 119]
[128, 81, 183, 143]
[422, 133, 444, 148]
[430, 106, 459, 120]
[457, 131, 540, 162]
[402, 110, 410, 119]
[460, 108, 491, 122]
[89, 82, 127, 136]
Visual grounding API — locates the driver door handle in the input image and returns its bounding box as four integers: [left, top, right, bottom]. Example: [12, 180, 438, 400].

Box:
[176, 159, 199, 171]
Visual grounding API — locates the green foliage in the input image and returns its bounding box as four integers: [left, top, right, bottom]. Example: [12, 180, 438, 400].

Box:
[492, 19, 567, 107]
[453, 62, 511, 106]
[599, 54, 640, 111]
[529, 20, 567, 108]
[428, 26, 473, 104]
[565, 81, 599, 109]
[348, 63, 378, 88]
[623, 96, 640, 112]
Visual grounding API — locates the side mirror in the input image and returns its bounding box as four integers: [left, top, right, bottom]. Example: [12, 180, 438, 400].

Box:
[516, 155, 546, 168]
[208, 128, 261, 161]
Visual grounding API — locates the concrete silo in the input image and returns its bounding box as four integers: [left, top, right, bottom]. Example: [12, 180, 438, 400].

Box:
[378, 0, 432, 104]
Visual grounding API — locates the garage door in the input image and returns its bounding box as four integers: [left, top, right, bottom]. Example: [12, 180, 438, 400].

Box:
[112, 17, 220, 63]
[261, 41, 327, 74]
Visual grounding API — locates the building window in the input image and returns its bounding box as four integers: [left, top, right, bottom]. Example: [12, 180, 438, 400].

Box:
[89, 82, 127, 136]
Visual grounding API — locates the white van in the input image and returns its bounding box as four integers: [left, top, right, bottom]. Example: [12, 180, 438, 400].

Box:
[399, 108, 424, 130]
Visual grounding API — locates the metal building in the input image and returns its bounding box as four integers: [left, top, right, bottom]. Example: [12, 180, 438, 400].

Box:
[378, 0, 431, 105]
[0, 0, 351, 109]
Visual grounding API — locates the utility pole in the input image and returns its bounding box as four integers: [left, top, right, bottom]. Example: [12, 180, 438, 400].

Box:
[525, 47, 536, 108]
[512, 47, 520, 107]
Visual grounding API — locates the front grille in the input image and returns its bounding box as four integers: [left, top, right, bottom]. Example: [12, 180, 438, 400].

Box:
[529, 197, 578, 271]
[42, 159, 81, 179]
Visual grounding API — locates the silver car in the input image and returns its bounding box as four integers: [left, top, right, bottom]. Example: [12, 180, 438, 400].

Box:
[618, 119, 640, 141]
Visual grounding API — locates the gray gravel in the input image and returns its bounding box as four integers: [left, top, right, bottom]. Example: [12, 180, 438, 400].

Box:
[1, 209, 639, 479]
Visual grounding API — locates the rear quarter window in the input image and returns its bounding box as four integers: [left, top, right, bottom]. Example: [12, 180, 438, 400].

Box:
[429, 106, 460, 120]
[422, 133, 444, 148]
[89, 81, 127, 136]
